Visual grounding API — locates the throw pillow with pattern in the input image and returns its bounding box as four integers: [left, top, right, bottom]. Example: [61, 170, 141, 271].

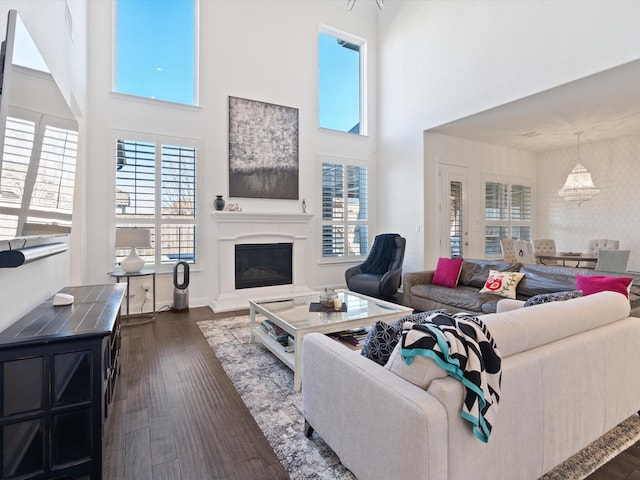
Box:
[478, 270, 525, 299]
[361, 309, 445, 365]
[523, 290, 583, 307]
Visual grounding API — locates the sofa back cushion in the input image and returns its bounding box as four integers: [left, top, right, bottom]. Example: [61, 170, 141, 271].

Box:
[458, 259, 521, 288]
[516, 264, 588, 297]
[480, 291, 630, 357]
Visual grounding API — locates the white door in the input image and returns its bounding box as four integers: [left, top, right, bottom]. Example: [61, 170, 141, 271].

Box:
[439, 164, 468, 258]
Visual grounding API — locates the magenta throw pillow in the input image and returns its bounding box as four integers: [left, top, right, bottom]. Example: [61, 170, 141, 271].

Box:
[431, 257, 464, 289]
[575, 274, 633, 298]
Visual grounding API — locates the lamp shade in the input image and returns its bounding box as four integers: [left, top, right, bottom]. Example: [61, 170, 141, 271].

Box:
[115, 228, 151, 249]
[116, 228, 151, 273]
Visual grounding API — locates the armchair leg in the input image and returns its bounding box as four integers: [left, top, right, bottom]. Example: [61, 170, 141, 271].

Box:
[304, 419, 314, 438]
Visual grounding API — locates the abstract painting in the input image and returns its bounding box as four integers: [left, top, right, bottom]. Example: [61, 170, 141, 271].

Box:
[228, 96, 299, 200]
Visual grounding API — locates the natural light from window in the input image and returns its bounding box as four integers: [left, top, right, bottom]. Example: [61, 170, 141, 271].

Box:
[116, 0, 195, 105]
[318, 30, 362, 134]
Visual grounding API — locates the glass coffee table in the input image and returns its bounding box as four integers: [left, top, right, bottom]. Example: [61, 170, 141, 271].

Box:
[249, 289, 413, 391]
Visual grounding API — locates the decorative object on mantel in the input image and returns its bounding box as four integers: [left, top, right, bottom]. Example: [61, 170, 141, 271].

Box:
[301, 198, 307, 213]
[225, 202, 242, 212]
[0, 241, 67, 268]
[115, 227, 151, 273]
[214, 195, 225, 211]
[347, 0, 384, 11]
[558, 132, 600, 205]
[228, 96, 299, 200]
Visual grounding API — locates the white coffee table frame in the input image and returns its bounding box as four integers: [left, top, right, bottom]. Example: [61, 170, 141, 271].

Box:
[249, 289, 413, 391]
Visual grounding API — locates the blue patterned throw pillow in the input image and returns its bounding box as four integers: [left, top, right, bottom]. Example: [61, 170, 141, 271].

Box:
[361, 309, 445, 365]
[523, 290, 583, 307]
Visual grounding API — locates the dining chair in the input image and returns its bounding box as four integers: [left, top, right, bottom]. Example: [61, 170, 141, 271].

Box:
[513, 240, 536, 264]
[586, 239, 620, 268]
[533, 239, 557, 264]
[595, 249, 630, 273]
[500, 238, 517, 262]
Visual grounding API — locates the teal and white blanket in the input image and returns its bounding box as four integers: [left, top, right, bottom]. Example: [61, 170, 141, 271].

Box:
[400, 312, 502, 442]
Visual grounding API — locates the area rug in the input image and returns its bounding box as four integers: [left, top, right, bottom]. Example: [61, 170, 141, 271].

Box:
[197, 315, 640, 480]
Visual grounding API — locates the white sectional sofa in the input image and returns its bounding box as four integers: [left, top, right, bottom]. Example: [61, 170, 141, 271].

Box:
[301, 291, 640, 480]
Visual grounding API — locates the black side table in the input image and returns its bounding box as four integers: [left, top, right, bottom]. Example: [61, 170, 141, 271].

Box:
[110, 269, 156, 319]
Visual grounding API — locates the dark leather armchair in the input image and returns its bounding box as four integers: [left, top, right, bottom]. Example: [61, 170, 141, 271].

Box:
[345, 234, 406, 300]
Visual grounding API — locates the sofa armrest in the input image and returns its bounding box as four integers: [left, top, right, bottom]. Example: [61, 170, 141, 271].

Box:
[403, 270, 435, 305]
[302, 333, 448, 480]
[496, 299, 526, 313]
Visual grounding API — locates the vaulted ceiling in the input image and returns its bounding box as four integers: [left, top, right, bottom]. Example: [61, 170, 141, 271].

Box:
[428, 58, 640, 153]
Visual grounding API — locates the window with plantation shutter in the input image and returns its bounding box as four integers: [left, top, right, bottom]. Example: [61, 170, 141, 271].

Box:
[321, 159, 368, 259]
[0, 115, 78, 238]
[484, 180, 531, 255]
[115, 136, 197, 267]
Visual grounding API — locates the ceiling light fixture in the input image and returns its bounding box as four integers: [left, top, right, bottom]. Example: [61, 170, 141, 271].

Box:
[558, 132, 600, 205]
[347, 0, 384, 11]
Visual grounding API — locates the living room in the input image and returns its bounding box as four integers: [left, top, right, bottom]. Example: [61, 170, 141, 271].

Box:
[1, 0, 640, 326]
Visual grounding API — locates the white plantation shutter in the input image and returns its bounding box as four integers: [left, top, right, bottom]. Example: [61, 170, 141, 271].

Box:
[485, 180, 532, 255]
[115, 137, 198, 267]
[0, 115, 77, 237]
[322, 160, 368, 258]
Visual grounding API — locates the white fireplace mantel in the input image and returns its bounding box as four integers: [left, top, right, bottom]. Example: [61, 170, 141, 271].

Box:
[211, 211, 314, 224]
[210, 211, 315, 312]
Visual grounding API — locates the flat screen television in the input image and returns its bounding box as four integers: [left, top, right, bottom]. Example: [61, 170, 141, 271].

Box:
[0, 9, 79, 241]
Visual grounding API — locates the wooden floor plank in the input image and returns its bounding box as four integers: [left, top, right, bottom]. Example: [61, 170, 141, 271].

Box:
[104, 307, 288, 479]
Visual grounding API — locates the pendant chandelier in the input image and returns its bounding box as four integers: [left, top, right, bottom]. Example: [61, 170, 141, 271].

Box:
[558, 132, 600, 205]
[347, 0, 384, 11]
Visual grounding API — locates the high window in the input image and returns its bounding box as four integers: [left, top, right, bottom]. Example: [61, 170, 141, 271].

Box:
[115, 0, 196, 105]
[321, 159, 368, 259]
[115, 135, 197, 268]
[318, 28, 364, 134]
[0, 113, 78, 238]
[484, 180, 532, 255]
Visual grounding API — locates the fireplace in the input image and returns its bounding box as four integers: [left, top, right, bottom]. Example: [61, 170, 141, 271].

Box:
[235, 243, 293, 289]
[211, 211, 314, 312]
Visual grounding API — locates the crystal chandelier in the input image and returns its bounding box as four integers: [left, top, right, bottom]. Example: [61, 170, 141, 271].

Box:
[347, 0, 384, 11]
[558, 132, 600, 204]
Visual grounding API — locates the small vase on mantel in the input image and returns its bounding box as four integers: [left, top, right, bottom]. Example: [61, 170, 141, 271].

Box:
[214, 195, 225, 211]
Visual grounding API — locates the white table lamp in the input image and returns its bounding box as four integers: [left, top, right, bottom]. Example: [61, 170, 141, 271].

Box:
[116, 228, 151, 273]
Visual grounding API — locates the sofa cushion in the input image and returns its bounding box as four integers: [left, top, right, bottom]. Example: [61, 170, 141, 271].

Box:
[410, 284, 498, 312]
[431, 257, 464, 288]
[458, 259, 521, 289]
[576, 274, 633, 298]
[360, 309, 445, 365]
[523, 290, 583, 307]
[516, 264, 586, 297]
[479, 270, 525, 299]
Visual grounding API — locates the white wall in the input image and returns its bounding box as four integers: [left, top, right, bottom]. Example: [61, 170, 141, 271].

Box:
[537, 133, 640, 271]
[424, 133, 537, 265]
[378, 1, 640, 272]
[84, 0, 379, 309]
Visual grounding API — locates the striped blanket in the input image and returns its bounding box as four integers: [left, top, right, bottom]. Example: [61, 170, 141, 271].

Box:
[399, 312, 502, 442]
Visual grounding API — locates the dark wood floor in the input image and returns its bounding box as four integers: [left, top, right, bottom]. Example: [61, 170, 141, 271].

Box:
[103, 306, 640, 480]
[103, 307, 289, 480]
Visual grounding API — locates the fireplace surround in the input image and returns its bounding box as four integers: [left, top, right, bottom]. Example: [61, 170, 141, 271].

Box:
[211, 212, 314, 312]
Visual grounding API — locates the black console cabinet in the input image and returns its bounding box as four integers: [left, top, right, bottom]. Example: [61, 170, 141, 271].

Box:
[0, 284, 125, 480]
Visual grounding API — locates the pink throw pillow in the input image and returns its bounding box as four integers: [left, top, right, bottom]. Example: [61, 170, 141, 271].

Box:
[431, 257, 464, 289]
[575, 274, 633, 298]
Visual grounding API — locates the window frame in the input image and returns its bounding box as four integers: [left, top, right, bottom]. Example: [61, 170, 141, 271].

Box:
[318, 25, 367, 136]
[483, 175, 533, 257]
[112, 130, 200, 272]
[318, 154, 369, 264]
